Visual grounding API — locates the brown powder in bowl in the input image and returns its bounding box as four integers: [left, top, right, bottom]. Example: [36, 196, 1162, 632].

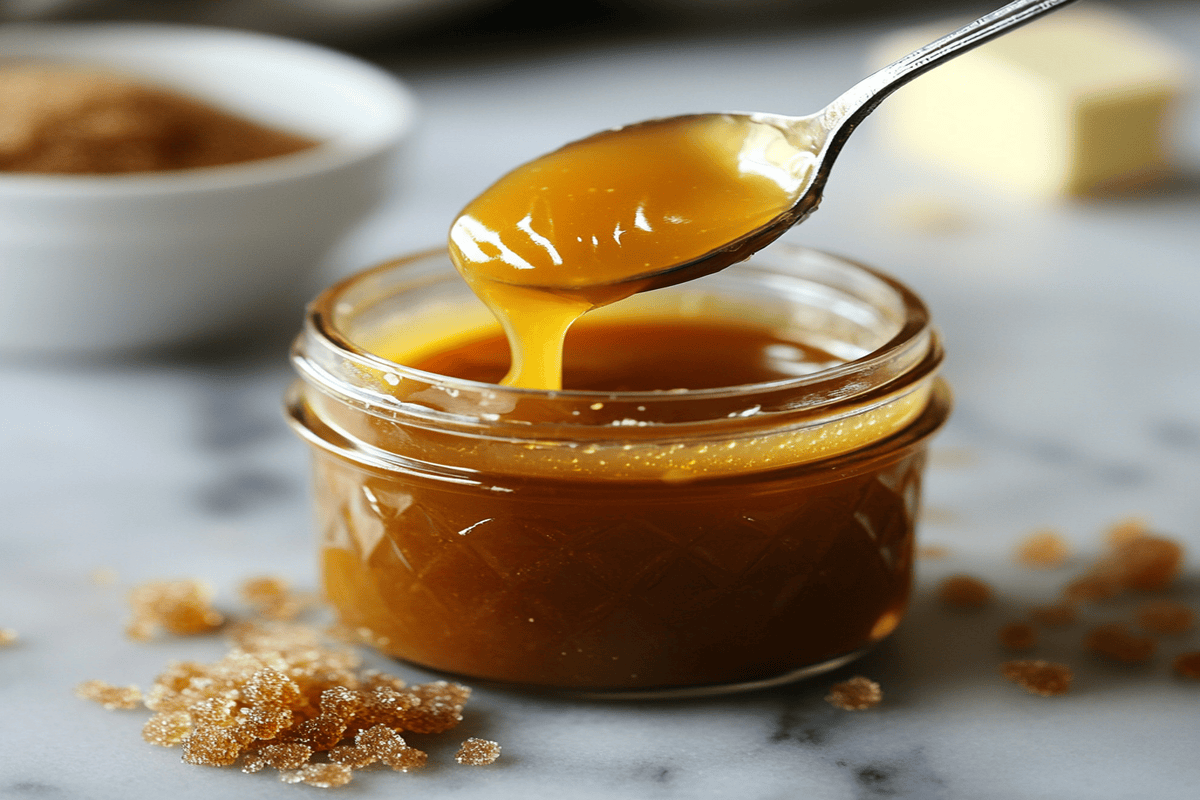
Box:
[0, 64, 317, 175]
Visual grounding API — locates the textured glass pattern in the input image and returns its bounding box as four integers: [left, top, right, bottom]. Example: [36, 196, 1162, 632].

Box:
[316, 449, 926, 691]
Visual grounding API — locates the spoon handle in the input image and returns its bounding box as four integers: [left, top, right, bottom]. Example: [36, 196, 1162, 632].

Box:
[814, 0, 1079, 164]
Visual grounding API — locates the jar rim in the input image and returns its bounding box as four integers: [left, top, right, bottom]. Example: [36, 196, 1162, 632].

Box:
[297, 244, 935, 415]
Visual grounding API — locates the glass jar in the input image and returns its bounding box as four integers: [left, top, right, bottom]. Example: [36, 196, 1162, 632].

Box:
[286, 245, 950, 697]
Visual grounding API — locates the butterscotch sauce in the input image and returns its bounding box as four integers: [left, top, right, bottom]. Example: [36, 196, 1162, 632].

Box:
[290, 248, 951, 693]
[405, 318, 843, 391]
[312, 307, 948, 691]
[448, 114, 811, 389]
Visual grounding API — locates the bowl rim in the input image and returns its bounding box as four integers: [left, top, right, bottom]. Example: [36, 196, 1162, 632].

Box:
[0, 21, 418, 198]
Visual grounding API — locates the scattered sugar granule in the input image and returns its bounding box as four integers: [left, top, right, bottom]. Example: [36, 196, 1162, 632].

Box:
[938, 574, 993, 608]
[280, 763, 354, 788]
[825, 676, 882, 711]
[328, 744, 377, 769]
[1172, 652, 1200, 680]
[998, 622, 1038, 651]
[456, 738, 501, 766]
[1016, 529, 1071, 568]
[238, 575, 309, 621]
[355, 724, 427, 772]
[1104, 517, 1150, 548]
[1000, 660, 1073, 696]
[1111, 535, 1184, 592]
[83, 618, 486, 789]
[1084, 623, 1157, 664]
[0, 628, 17, 646]
[1029, 604, 1078, 627]
[917, 544, 951, 560]
[126, 579, 224, 640]
[1062, 569, 1123, 603]
[74, 679, 143, 710]
[143, 710, 194, 747]
[243, 743, 313, 772]
[1061, 521, 1182, 601]
[400, 681, 472, 734]
[1135, 600, 1194, 635]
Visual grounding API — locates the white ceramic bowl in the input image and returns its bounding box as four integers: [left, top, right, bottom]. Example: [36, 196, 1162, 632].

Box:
[0, 22, 417, 355]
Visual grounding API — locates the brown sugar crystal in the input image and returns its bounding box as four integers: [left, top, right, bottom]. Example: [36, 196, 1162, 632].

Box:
[238, 575, 309, 621]
[0, 64, 317, 175]
[1135, 600, 1194, 635]
[456, 738, 502, 766]
[354, 724, 427, 772]
[74, 679, 143, 710]
[998, 622, 1038, 651]
[1104, 517, 1150, 548]
[279, 763, 354, 788]
[1110, 535, 1184, 592]
[1173, 652, 1200, 680]
[126, 579, 224, 640]
[0, 628, 16, 646]
[825, 676, 883, 711]
[1000, 660, 1073, 696]
[1016, 529, 1071, 568]
[938, 574, 993, 608]
[1062, 566, 1123, 603]
[1061, 522, 1183, 603]
[1084, 623, 1156, 664]
[83, 619, 484, 788]
[1029, 604, 1078, 627]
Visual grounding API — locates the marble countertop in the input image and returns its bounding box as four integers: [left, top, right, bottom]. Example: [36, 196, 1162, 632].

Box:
[3, 2, 1200, 797]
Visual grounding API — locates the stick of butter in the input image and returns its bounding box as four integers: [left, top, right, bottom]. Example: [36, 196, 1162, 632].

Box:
[869, 4, 1191, 198]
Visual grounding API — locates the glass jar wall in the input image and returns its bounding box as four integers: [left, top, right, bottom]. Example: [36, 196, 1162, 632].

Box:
[286, 245, 950, 697]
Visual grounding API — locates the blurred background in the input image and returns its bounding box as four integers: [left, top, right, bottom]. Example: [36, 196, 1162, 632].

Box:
[0, 1, 1017, 45]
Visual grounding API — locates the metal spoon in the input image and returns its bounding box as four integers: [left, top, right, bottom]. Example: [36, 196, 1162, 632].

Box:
[624, 0, 1083, 291]
[449, 0, 1078, 301]
[507, 0, 1079, 294]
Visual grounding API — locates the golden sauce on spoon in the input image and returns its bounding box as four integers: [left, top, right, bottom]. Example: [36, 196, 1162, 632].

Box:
[448, 114, 813, 390]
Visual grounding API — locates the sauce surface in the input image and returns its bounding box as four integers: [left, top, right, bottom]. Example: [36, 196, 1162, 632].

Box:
[447, 114, 810, 390]
[408, 317, 843, 391]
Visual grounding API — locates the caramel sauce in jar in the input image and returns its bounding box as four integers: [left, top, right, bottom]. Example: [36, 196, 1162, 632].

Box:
[287, 246, 949, 696]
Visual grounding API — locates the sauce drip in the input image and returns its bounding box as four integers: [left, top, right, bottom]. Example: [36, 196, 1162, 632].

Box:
[447, 114, 812, 390]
